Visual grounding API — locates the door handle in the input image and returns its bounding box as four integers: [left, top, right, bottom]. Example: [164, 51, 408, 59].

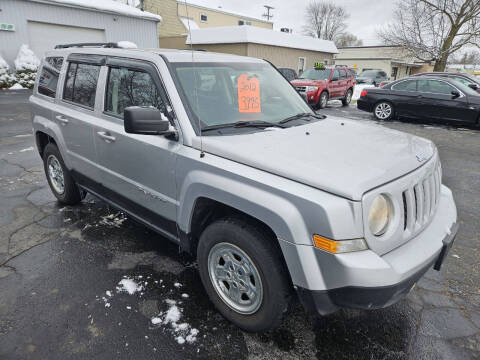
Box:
[55, 115, 69, 125]
[97, 131, 116, 143]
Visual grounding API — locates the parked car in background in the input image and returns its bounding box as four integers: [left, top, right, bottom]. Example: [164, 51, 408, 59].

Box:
[356, 70, 389, 87]
[291, 66, 356, 108]
[379, 81, 391, 88]
[31, 45, 458, 332]
[357, 76, 480, 125]
[278, 67, 297, 81]
[413, 72, 480, 94]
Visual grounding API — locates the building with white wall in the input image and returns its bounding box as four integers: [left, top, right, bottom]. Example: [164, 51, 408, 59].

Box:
[0, 0, 161, 66]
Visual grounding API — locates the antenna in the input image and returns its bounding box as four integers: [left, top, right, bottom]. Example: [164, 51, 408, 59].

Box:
[262, 5, 274, 21]
[183, 0, 204, 158]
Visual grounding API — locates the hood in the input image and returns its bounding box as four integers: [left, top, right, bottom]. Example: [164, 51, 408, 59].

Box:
[291, 79, 327, 86]
[193, 117, 435, 201]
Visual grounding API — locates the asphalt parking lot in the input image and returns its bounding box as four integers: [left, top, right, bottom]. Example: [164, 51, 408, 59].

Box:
[0, 91, 479, 360]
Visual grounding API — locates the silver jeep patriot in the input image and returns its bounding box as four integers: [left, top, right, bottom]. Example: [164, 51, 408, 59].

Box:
[30, 44, 458, 332]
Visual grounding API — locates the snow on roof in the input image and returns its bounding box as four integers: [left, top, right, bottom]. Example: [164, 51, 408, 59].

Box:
[32, 0, 162, 21]
[186, 26, 338, 54]
[176, 0, 271, 24]
[179, 17, 199, 31]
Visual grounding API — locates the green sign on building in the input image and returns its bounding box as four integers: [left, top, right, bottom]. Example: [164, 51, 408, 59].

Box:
[0, 23, 15, 31]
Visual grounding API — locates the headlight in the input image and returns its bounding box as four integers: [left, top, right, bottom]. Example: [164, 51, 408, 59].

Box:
[368, 194, 391, 236]
[305, 86, 318, 92]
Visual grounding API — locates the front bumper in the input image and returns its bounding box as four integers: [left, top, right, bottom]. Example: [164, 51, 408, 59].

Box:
[279, 185, 457, 315]
[296, 223, 458, 314]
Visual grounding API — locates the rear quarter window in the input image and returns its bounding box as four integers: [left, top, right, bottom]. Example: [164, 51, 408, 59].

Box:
[38, 57, 63, 98]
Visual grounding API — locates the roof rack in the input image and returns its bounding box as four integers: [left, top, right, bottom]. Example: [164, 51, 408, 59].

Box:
[54, 42, 120, 49]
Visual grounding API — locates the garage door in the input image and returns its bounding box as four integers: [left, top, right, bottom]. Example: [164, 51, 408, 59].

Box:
[27, 21, 106, 59]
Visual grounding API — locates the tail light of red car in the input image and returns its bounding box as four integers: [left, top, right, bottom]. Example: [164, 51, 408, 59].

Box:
[360, 90, 368, 97]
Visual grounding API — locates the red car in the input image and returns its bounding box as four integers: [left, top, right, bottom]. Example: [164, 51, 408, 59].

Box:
[291, 66, 356, 109]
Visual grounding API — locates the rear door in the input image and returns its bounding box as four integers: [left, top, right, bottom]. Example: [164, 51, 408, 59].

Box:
[389, 79, 420, 117]
[93, 57, 180, 240]
[338, 69, 348, 97]
[417, 79, 477, 122]
[55, 54, 103, 182]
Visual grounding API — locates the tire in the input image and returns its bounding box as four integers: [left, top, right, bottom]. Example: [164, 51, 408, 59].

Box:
[317, 91, 329, 109]
[197, 217, 291, 332]
[374, 101, 394, 121]
[342, 89, 353, 106]
[43, 143, 84, 205]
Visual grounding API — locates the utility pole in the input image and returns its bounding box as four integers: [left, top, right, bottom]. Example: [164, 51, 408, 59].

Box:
[262, 5, 274, 21]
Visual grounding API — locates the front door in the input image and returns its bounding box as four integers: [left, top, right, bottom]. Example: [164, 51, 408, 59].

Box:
[389, 79, 421, 118]
[329, 69, 341, 98]
[93, 58, 180, 239]
[417, 79, 477, 123]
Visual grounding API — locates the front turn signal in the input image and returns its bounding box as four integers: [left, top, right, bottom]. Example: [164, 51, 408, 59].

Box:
[313, 235, 368, 254]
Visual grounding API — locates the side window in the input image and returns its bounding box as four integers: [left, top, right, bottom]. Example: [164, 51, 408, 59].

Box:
[332, 70, 340, 80]
[38, 57, 63, 98]
[63, 62, 100, 108]
[392, 80, 417, 91]
[380, 72, 387, 78]
[339, 69, 347, 79]
[418, 80, 454, 95]
[105, 67, 166, 117]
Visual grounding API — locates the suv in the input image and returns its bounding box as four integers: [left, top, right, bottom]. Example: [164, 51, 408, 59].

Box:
[291, 66, 355, 109]
[31, 44, 458, 332]
[356, 69, 389, 86]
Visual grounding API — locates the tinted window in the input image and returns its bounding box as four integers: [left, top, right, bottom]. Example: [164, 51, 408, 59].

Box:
[38, 57, 63, 98]
[392, 80, 417, 91]
[418, 79, 454, 95]
[450, 76, 473, 87]
[279, 68, 296, 81]
[46, 57, 63, 71]
[63, 62, 100, 108]
[105, 67, 165, 117]
[380, 71, 387, 77]
[332, 70, 340, 80]
[339, 69, 347, 79]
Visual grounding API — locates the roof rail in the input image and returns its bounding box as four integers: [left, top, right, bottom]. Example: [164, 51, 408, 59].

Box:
[54, 42, 120, 49]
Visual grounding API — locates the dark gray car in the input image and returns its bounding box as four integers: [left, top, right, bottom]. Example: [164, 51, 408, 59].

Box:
[356, 69, 389, 86]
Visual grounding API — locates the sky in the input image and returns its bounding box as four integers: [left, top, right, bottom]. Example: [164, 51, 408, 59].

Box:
[179, 0, 397, 45]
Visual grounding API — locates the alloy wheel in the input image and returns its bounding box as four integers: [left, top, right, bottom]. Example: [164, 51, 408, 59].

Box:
[47, 155, 65, 194]
[208, 242, 263, 314]
[375, 102, 392, 120]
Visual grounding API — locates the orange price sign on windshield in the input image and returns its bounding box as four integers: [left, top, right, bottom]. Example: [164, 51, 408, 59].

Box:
[237, 74, 261, 113]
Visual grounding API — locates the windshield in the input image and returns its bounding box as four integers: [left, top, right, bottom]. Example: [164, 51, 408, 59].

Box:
[172, 62, 314, 134]
[299, 68, 330, 80]
[358, 70, 378, 78]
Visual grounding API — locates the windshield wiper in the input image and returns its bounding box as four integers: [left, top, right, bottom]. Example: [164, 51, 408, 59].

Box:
[201, 121, 286, 132]
[279, 112, 324, 124]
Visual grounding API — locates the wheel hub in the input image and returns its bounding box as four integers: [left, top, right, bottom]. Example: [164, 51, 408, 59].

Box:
[47, 155, 65, 194]
[208, 242, 263, 314]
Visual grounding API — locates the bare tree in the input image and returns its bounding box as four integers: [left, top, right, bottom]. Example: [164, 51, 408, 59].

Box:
[303, 1, 349, 41]
[335, 33, 363, 47]
[378, 0, 480, 71]
[449, 50, 480, 65]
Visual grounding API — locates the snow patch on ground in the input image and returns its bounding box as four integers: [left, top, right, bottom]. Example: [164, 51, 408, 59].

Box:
[117, 277, 144, 295]
[19, 147, 34, 152]
[100, 212, 127, 227]
[9, 83, 25, 90]
[353, 84, 375, 101]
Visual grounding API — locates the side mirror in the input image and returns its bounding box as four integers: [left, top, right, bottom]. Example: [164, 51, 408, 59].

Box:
[468, 83, 478, 90]
[124, 107, 177, 139]
[451, 90, 461, 99]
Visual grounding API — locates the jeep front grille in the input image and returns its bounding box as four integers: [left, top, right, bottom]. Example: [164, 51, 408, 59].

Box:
[401, 161, 442, 233]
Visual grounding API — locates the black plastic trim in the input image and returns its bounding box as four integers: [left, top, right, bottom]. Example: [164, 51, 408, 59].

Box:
[67, 54, 106, 65]
[71, 170, 180, 244]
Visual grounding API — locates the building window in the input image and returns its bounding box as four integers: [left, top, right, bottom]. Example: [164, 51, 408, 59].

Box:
[324, 59, 329, 65]
[238, 19, 252, 26]
[200, 13, 208, 22]
[298, 57, 306, 74]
